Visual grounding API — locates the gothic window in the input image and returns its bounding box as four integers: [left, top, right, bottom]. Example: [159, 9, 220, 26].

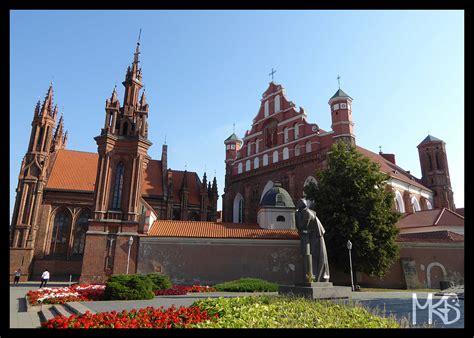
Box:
[247, 143, 251, 157]
[276, 215, 285, 222]
[21, 185, 32, 225]
[256, 139, 260, 153]
[428, 153, 433, 171]
[50, 209, 71, 257]
[435, 152, 443, 170]
[254, 157, 259, 169]
[264, 100, 269, 117]
[294, 144, 300, 156]
[411, 196, 421, 212]
[294, 123, 300, 139]
[394, 191, 405, 213]
[238, 162, 243, 174]
[111, 162, 125, 210]
[284, 127, 289, 143]
[36, 127, 44, 151]
[306, 141, 312, 153]
[274, 95, 281, 113]
[233, 193, 244, 223]
[246, 160, 251, 171]
[283, 147, 289, 160]
[426, 200, 433, 210]
[273, 150, 279, 163]
[72, 210, 90, 256]
[263, 154, 269, 166]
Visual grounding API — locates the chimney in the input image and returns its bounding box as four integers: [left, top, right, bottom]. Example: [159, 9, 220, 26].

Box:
[380, 153, 396, 165]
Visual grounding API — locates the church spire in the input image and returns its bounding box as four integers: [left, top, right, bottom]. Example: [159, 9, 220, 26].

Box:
[40, 83, 54, 117]
[122, 31, 144, 115]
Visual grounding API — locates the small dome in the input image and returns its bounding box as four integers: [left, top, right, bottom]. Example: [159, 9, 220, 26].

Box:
[260, 183, 295, 208]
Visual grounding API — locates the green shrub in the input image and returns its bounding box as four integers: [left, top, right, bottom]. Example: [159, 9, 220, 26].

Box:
[104, 274, 155, 300]
[213, 278, 278, 292]
[190, 296, 400, 328]
[147, 272, 172, 290]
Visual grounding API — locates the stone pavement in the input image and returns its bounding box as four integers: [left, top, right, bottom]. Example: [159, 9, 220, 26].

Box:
[10, 284, 464, 329]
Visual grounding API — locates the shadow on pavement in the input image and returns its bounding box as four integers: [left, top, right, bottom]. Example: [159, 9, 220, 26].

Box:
[17, 297, 27, 313]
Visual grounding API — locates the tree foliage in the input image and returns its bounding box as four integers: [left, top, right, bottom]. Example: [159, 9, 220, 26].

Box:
[304, 142, 401, 278]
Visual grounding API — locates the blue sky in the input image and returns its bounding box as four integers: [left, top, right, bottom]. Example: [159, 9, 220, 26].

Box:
[10, 10, 464, 216]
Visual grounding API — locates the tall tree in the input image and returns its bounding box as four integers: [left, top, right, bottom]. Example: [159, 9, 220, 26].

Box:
[304, 142, 401, 278]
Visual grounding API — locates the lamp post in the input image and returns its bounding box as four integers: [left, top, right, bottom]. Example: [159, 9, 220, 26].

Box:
[347, 240, 354, 292]
[126, 236, 134, 274]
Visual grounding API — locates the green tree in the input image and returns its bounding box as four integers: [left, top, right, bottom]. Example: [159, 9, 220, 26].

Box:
[304, 142, 401, 278]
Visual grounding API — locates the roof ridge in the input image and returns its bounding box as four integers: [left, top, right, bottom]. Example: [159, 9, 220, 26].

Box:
[59, 149, 98, 155]
[433, 208, 446, 225]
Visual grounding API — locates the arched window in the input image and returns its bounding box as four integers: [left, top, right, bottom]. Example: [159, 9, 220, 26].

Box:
[254, 157, 259, 169]
[426, 200, 433, 210]
[294, 144, 300, 156]
[72, 210, 90, 256]
[283, 147, 289, 160]
[428, 153, 433, 171]
[394, 191, 405, 213]
[247, 143, 251, 157]
[294, 123, 300, 139]
[256, 139, 260, 153]
[246, 160, 251, 171]
[238, 162, 243, 174]
[276, 215, 285, 222]
[111, 162, 125, 210]
[273, 150, 279, 163]
[274, 95, 281, 113]
[435, 152, 443, 170]
[264, 100, 269, 117]
[306, 141, 312, 153]
[233, 193, 244, 223]
[284, 127, 289, 143]
[263, 153, 269, 166]
[50, 209, 71, 256]
[411, 196, 421, 212]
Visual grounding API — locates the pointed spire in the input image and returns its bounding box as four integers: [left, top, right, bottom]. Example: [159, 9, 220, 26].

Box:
[34, 99, 41, 117]
[54, 114, 64, 139]
[139, 89, 148, 109]
[40, 83, 54, 116]
[202, 172, 208, 188]
[62, 131, 68, 148]
[111, 85, 118, 102]
[133, 29, 141, 65]
[52, 104, 59, 118]
[212, 176, 218, 195]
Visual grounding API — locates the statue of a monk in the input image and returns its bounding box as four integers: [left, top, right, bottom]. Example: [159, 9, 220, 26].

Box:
[295, 198, 330, 282]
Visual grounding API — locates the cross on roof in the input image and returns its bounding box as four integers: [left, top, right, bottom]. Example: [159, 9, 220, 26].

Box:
[269, 68, 276, 81]
[233, 123, 235, 133]
[337, 75, 341, 89]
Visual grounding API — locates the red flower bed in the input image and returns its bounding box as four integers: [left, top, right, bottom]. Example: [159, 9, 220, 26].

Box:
[27, 284, 105, 305]
[154, 285, 217, 296]
[41, 305, 218, 329]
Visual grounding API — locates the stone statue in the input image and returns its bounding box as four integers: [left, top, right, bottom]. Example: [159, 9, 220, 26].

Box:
[295, 198, 330, 282]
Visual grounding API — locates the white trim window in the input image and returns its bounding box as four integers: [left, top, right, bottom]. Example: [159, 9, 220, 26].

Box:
[263, 153, 269, 166]
[284, 127, 289, 143]
[294, 123, 300, 139]
[294, 144, 300, 156]
[411, 196, 421, 212]
[273, 150, 279, 163]
[254, 157, 259, 169]
[274, 95, 281, 113]
[305, 141, 311, 153]
[283, 147, 289, 160]
[394, 190, 405, 213]
[245, 159, 251, 172]
[237, 162, 243, 174]
[264, 100, 269, 117]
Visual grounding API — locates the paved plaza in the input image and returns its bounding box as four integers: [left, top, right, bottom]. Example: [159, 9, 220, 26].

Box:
[9, 283, 464, 329]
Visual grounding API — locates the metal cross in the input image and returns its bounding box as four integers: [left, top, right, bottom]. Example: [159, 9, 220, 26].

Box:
[379, 145, 382, 153]
[337, 75, 341, 89]
[233, 123, 235, 133]
[269, 68, 276, 81]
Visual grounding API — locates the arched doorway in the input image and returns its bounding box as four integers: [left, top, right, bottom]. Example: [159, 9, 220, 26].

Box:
[233, 193, 244, 223]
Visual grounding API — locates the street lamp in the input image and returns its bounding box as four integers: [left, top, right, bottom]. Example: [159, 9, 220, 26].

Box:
[126, 236, 134, 274]
[347, 240, 354, 292]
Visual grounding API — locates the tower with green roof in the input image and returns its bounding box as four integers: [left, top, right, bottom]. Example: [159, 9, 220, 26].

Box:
[328, 88, 355, 145]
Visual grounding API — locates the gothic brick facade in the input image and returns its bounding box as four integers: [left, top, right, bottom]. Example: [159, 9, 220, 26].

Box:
[10, 39, 218, 282]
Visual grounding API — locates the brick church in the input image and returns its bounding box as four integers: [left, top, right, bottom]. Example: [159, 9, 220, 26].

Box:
[10, 38, 463, 289]
[10, 40, 218, 282]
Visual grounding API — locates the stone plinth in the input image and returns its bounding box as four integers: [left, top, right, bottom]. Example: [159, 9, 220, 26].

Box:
[278, 282, 351, 300]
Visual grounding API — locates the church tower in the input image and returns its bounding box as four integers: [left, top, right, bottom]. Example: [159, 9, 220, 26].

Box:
[329, 87, 355, 145]
[81, 36, 152, 282]
[417, 135, 455, 211]
[10, 84, 58, 280]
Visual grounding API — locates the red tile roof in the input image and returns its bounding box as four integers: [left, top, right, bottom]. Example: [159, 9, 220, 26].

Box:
[46, 150, 98, 191]
[147, 220, 299, 240]
[356, 146, 429, 191]
[455, 208, 464, 217]
[397, 208, 464, 229]
[397, 230, 464, 243]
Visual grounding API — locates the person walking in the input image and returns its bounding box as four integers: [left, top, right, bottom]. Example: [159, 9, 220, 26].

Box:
[39, 269, 50, 288]
[13, 269, 22, 285]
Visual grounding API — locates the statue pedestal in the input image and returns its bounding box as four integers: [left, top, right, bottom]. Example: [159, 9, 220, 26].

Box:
[278, 282, 351, 300]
